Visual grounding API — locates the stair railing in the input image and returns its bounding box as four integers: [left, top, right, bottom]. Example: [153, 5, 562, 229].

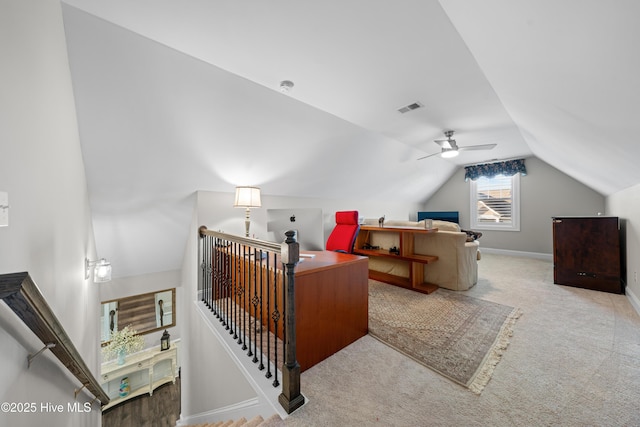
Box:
[198, 226, 304, 414]
[0, 272, 110, 406]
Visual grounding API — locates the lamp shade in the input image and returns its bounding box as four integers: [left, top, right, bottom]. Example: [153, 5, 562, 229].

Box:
[234, 186, 262, 208]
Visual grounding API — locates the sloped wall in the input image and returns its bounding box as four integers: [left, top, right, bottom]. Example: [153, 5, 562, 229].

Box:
[0, 0, 101, 425]
[422, 156, 605, 255]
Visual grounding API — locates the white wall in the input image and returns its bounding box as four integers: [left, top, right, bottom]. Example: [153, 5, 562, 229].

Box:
[607, 184, 640, 309]
[422, 157, 605, 255]
[0, 0, 101, 425]
[197, 191, 423, 244]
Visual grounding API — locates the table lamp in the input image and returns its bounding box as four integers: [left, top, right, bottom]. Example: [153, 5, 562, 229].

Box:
[234, 186, 261, 237]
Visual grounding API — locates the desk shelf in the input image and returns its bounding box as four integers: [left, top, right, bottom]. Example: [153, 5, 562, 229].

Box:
[354, 225, 439, 294]
[354, 248, 438, 264]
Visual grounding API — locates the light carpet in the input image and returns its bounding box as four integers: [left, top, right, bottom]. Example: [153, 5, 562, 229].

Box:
[368, 279, 521, 394]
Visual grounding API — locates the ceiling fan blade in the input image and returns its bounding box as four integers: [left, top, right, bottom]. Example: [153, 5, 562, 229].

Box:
[417, 152, 442, 161]
[434, 139, 454, 149]
[458, 143, 497, 151]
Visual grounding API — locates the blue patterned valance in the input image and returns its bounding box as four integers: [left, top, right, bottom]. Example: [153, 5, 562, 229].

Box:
[464, 159, 527, 181]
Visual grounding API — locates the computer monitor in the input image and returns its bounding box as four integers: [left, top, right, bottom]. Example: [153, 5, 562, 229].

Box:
[417, 211, 459, 224]
[266, 208, 324, 251]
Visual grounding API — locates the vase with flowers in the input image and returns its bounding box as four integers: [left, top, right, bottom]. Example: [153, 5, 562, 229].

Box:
[102, 325, 145, 365]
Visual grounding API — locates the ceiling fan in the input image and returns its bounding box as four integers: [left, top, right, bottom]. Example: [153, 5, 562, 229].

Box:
[417, 130, 497, 160]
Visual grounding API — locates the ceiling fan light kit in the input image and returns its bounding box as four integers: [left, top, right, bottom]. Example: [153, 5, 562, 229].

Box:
[441, 149, 459, 158]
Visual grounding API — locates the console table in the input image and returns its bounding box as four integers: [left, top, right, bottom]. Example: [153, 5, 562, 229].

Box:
[354, 225, 440, 293]
[100, 342, 178, 410]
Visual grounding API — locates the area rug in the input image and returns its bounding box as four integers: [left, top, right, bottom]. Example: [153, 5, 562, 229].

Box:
[368, 280, 521, 394]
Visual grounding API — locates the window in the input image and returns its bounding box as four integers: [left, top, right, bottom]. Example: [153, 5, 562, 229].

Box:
[470, 174, 520, 231]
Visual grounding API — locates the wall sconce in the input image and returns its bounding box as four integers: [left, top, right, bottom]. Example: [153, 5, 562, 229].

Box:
[233, 186, 262, 237]
[85, 258, 112, 283]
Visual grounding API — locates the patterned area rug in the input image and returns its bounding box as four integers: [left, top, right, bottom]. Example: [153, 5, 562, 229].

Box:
[368, 280, 521, 394]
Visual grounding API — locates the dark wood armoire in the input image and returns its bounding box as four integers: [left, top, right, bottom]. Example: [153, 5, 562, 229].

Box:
[552, 216, 624, 294]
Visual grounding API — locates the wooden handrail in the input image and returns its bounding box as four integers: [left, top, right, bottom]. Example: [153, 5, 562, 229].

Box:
[199, 226, 281, 253]
[0, 272, 110, 405]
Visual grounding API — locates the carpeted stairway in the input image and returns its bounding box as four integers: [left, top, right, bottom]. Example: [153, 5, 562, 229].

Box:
[185, 414, 284, 427]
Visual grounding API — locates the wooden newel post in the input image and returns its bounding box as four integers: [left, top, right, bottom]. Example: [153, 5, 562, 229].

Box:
[278, 230, 305, 413]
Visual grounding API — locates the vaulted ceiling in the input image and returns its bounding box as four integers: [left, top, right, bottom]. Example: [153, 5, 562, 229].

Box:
[59, 0, 640, 278]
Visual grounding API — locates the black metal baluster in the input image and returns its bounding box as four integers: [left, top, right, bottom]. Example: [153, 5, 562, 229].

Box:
[265, 252, 273, 380]
[200, 234, 205, 303]
[257, 250, 264, 370]
[209, 235, 212, 306]
[213, 240, 219, 317]
[199, 234, 204, 302]
[246, 246, 254, 358]
[233, 242, 239, 340]
[214, 238, 218, 314]
[221, 238, 227, 323]
[217, 239, 223, 316]
[240, 245, 246, 348]
[272, 265, 280, 388]
[224, 238, 231, 331]
[251, 248, 259, 363]
[202, 235, 208, 305]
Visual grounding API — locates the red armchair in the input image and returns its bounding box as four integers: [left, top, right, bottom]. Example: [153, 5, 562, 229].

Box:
[325, 211, 360, 253]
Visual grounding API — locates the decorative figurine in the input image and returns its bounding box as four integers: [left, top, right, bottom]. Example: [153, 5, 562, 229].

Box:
[119, 377, 130, 397]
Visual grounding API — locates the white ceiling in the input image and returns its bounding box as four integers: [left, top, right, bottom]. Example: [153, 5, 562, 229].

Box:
[59, 0, 640, 278]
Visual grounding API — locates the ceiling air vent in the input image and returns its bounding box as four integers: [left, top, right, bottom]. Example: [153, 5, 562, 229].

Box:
[397, 101, 423, 114]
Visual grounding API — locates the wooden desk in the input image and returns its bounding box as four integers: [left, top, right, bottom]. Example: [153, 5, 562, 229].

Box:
[294, 251, 368, 371]
[232, 250, 368, 372]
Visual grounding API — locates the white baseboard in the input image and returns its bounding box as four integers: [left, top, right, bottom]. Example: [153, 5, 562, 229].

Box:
[480, 249, 640, 317]
[626, 286, 640, 317]
[480, 247, 553, 261]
